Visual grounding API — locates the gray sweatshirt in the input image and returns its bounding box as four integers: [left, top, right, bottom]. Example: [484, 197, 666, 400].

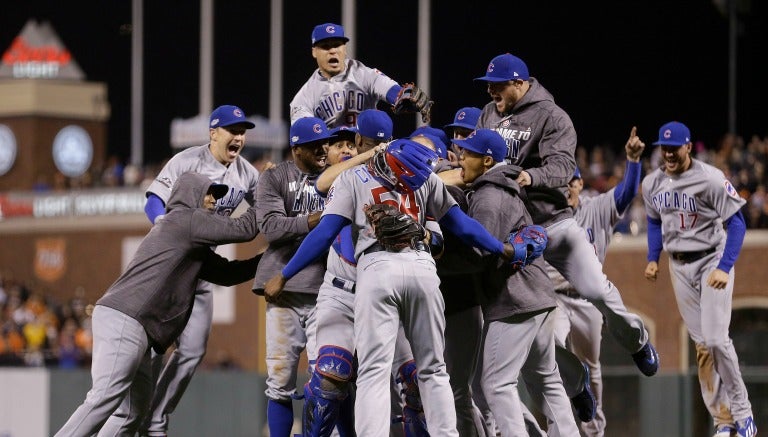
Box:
[477, 78, 577, 227]
[465, 165, 556, 322]
[97, 172, 260, 353]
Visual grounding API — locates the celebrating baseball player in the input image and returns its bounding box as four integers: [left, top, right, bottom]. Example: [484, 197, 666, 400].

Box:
[263, 139, 528, 436]
[290, 23, 432, 129]
[102, 105, 260, 436]
[641, 121, 756, 437]
[454, 128, 579, 435]
[55, 173, 261, 436]
[251, 116, 331, 437]
[474, 52, 660, 377]
[547, 126, 647, 435]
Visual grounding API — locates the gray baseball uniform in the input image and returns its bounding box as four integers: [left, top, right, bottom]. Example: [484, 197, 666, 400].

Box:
[478, 79, 650, 357]
[642, 158, 752, 425]
[252, 161, 325, 416]
[103, 143, 259, 435]
[323, 169, 459, 437]
[56, 172, 260, 437]
[290, 59, 398, 128]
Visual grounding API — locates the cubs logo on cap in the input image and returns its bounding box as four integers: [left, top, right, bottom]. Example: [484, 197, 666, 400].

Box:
[474, 53, 530, 83]
[652, 121, 691, 147]
[290, 116, 334, 146]
[445, 107, 482, 131]
[209, 105, 256, 129]
[311, 23, 350, 46]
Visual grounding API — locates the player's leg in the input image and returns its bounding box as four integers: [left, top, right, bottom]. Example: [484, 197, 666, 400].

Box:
[398, 251, 458, 437]
[143, 283, 214, 435]
[697, 262, 754, 427]
[566, 297, 606, 434]
[265, 292, 314, 437]
[303, 282, 355, 437]
[354, 252, 403, 435]
[471, 333, 499, 436]
[391, 325, 428, 436]
[544, 219, 651, 358]
[520, 310, 581, 436]
[445, 305, 484, 437]
[480, 315, 539, 434]
[667, 261, 736, 432]
[55, 306, 149, 437]
[97, 342, 154, 436]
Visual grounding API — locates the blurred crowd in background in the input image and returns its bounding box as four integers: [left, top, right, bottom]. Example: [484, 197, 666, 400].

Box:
[2, 131, 767, 369]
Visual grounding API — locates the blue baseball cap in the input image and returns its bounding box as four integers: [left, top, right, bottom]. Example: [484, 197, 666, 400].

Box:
[653, 121, 691, 147]
[474, 53, 530, 83]
[572, 167, 582, 180]
[330, 126, 357, 141]
[311, 23, 349, 46]
[356, 109, 393, 140]
[290, 117, 334, 146]
[411, 133, 447, 160]
[452, 129, 507, 162]
[444, 107, 482, 131]
[209, 105, 255, 129]
[411, 126, 450, 152]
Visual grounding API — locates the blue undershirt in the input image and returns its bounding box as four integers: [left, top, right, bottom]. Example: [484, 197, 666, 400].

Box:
[144, 193, 166, 224]
[613, 161, 641, 215]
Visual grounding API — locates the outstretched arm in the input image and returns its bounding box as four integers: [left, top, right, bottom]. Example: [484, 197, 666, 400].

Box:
[613, 127, 645, 214]
[438, 205, 506, 256]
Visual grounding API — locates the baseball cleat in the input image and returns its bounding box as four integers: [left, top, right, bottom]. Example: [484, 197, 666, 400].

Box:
[713, 424, 737, 437]
[631, 341, 659, 376]
[736, 416, 757, 437]
[571, 363, 596, 422]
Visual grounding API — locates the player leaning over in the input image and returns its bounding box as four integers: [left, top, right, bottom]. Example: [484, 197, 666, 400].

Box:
[290, 23, 432, 129]
[642, 121, 756, 437]
[474, 52, 659, 376]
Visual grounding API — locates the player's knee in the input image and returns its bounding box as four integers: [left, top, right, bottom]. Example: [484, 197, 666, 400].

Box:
[306, 345, 354, 399]
[396, 360, 423, 410]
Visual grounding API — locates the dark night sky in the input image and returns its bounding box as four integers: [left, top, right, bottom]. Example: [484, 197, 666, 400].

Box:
[3, 1, 766, 166]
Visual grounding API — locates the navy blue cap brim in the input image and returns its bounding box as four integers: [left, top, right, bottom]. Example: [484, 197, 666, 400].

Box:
[444, 122, 476, 130]
[474, 76, 512, 82]
[208, 184, 229, 200]
[652, 141, 685, 147]
[218, 120, 256, 129]
[313, 37, 349, 46]
[292, 132, 335, 147]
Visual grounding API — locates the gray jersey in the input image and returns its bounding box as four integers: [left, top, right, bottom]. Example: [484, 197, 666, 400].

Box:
[641, 159, 745, 253]
[290, 59, 399, 128]
[146, 144, 259, 215]
[323, 168, 456, 259]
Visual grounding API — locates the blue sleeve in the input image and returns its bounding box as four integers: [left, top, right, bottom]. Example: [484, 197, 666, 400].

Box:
[613, 161, 642, 215]
[646, 216, 663, 262]
[717, 210, 746, 272]
[144, 194, 166, 224]
[385, 84, 402, 105]
[281, 214, 350, 279]
[438, 206, 505, 255]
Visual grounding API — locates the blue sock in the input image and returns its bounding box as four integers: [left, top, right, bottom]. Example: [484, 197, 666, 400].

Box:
[267, 399, 294, 436]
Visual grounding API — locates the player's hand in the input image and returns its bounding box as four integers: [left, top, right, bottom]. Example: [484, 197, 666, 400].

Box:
[625, 126, 645, 162]
[264, 273, 287, 303]
[516, 170, 532, 187]
[706, 268, 729, 289]
[307, 212, 322, 230]
[644, 261, 658, 281]
[438, 168, 466, 188]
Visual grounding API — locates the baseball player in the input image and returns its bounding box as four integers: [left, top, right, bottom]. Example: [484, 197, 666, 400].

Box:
[103, 104, 260, 436]
[251, 116, 331, 437]
[454, 128, 579, 436]
[474, 53, 660, 377]
[55, 173, 261, 437]
[642, 121, 756, 437]
[546, 127, 647, 435]
[290, 23, 432, 129]
[263, 139, 524, 436]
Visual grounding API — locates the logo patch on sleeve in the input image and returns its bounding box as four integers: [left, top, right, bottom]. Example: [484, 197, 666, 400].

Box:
[724, 180, 739, 198]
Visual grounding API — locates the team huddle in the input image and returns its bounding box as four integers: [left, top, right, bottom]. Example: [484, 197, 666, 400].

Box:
[56, 22, 757, 437]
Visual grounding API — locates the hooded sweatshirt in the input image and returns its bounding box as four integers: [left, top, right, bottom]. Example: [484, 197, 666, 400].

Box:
[97, 172, 260, 353]
[464, 165, 556, 322]
[477, 78, 577, 227]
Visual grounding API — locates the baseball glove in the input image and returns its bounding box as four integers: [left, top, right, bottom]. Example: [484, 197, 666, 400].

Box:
[364, 203, 426, 251]
[507, 224, 548, 270]
[392, 83, 434, 123]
